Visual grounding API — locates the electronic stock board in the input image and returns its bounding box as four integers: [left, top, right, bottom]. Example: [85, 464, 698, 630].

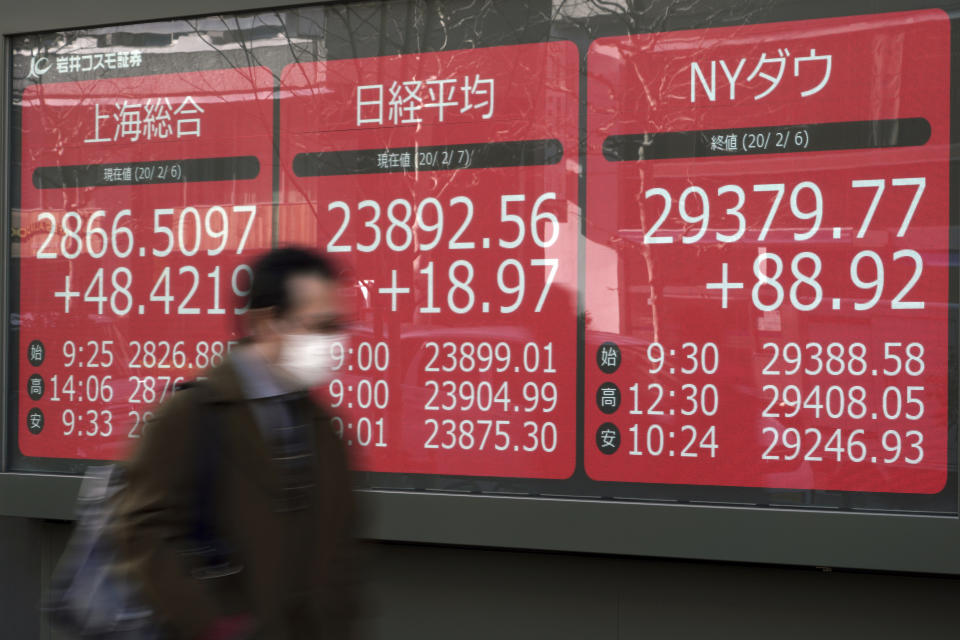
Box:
[7, 3, 957, 536]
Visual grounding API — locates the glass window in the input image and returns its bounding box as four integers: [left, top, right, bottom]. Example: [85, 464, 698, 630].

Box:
[8, 0, 957, 516]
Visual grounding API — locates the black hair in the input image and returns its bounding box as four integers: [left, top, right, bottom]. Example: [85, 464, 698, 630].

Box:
[248, 246, 339, 315]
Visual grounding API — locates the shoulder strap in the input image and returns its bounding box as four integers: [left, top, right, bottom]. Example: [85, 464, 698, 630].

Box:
[192, 383, 219, 552]
[179, 382, 240, 578]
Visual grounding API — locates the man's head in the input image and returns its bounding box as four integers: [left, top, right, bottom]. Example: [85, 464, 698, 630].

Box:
[244, 247, 346, 386]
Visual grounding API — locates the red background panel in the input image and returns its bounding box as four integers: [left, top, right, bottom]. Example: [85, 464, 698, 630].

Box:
[585, 10, 950, 492]
[18, 67, 274, 460]
[280, 42, 579, 478]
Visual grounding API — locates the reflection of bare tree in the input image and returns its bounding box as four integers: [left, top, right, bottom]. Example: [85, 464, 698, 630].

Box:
[554, 0, 764, 344]
[552, 0, 764, 37]
[12, 0, 780, 347]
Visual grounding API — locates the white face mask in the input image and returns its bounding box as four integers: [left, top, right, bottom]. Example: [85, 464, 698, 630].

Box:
[277, 332, 344, 388]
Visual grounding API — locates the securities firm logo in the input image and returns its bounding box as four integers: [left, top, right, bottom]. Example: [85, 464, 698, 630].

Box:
[28, 56, 52, 79]
[28, 51, 144, 79]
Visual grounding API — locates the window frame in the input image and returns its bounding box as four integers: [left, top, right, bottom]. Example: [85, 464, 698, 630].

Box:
[1, 0, 958, 576]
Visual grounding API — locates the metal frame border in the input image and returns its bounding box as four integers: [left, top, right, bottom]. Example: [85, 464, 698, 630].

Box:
[1, 0, 959, 577]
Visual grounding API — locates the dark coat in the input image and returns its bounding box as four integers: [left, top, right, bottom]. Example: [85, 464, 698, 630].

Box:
[114, 354, 357, 640]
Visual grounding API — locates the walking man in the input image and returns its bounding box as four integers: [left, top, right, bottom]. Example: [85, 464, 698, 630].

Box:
[116, 247, 357, 640]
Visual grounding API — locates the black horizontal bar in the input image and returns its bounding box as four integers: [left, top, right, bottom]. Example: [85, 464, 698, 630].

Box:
[32, 155, 260, 189]
[293, 139, 563, 177]
[603, 118, 931, 162]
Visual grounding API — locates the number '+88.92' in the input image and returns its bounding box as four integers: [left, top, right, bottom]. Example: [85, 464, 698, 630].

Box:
[663, 178, 932, 312]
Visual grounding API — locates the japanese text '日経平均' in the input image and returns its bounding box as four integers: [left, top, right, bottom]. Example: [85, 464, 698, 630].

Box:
[356, 75, 494, 127]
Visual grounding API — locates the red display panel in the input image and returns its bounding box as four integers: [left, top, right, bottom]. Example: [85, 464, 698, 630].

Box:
[585, 10, 950, 492]
[279, 42, 579, 478]
[18, 68, 274, 460]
